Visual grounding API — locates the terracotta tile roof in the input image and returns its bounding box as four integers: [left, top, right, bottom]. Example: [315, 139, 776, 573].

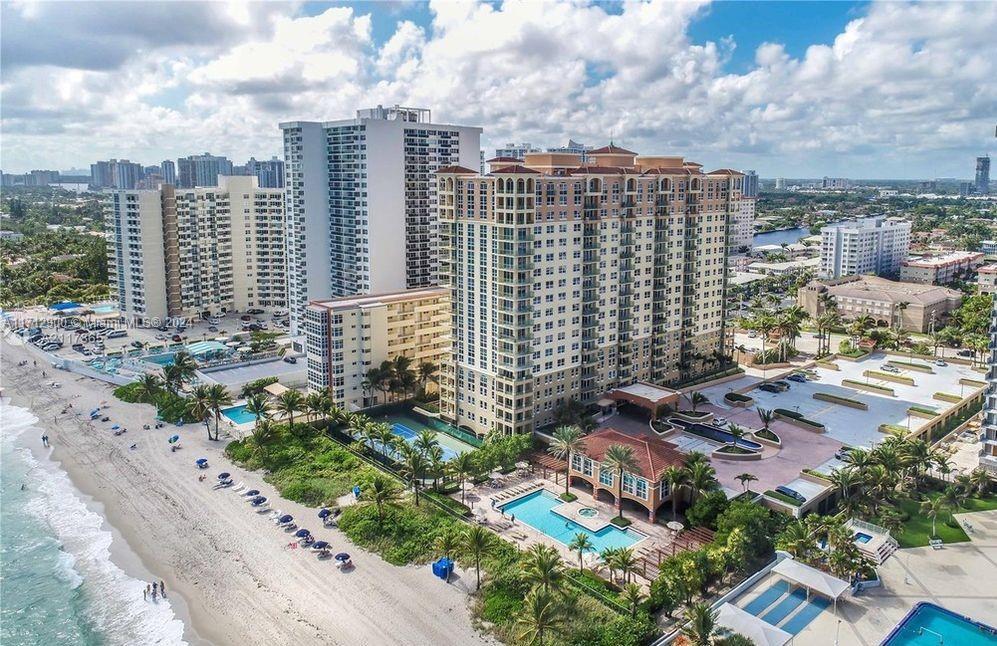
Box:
[486, 156, 523, 163]
[435, 165, 478, 175]
[707, 168, 744, 175]
[581, 428, 684, 481]
[567, 165, 625, 175]
[490, 164, 540, 174]
[590, 144, 637, 155]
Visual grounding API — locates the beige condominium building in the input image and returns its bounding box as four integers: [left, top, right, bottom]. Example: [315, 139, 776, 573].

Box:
[798, 274, 963, 333]
[106, 175, 286, 322]
[978, 264, 997, 295]
[899, 250, 984, 285]
[436, 146, 741, 436]
[304, 288, 450, 410]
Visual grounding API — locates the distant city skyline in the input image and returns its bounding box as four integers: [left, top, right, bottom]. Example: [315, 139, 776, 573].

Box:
[1, 1, 995, 178]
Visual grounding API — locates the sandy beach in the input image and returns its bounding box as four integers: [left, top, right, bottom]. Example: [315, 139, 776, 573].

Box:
[1, 338, 492, 646]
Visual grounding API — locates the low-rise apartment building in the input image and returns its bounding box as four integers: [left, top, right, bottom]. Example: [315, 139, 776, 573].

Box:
[899, 251, 983, 285]
[304, 288, 450, 410]
[798, 275, 962, 333]
[437, 146, 741, 436]
[105, 176, 286, 322]
[978, 265, 997, 295]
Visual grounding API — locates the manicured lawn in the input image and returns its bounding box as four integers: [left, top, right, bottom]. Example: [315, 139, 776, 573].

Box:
[892, 491, 997, 548]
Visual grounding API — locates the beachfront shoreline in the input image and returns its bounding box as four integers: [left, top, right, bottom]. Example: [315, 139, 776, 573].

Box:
[1, 338, 491, 646]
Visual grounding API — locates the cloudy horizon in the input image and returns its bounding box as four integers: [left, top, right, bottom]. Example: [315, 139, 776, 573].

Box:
[2, 0, 995, 179]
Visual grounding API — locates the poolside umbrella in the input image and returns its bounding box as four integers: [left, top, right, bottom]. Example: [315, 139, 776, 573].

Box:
[311, 541, 329, 550]
[244, 489, 260, 497]
[278, 515, 293, 524]
[295, 529, 311, 538]
[218, 472, 231, 480]
[318, 508, 331, 519]
[335, 553, 350, 562]
[169, 435, 180, 443]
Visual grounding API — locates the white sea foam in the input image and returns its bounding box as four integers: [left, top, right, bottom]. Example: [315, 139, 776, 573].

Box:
[1, 402, 187, 645]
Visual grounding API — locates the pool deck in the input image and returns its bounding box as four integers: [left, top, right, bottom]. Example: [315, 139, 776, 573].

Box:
[789, 509, 997, 645]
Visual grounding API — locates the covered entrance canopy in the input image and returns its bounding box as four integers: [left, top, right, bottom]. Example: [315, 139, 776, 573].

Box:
[772, 558, 850, 612]
[716, 603, 792, 646]
[605, 382, 680, 420]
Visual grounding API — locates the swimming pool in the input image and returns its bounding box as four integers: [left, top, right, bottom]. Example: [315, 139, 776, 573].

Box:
[855, 532, 873, 544]
[499, 490, 642, 552]
[91, 303, 118, 314]
[222, 404, 258, 425]
[881, 602, 997, 645]
[142, 352, 176, 366]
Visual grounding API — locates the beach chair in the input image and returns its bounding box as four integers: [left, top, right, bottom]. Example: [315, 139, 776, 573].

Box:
[929, 538, 943, 550]
[232, 483, 247, 494]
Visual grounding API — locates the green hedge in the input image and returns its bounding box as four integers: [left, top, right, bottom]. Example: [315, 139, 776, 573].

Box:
[933, 392, 963, 403]
[773, 408, 825, 431]
[908, 405, 939, 418]
[764, 490, 803, 507]
[863, 370, 915, 386]
[959, 378, 987, 388]
[754, 428, 780, 443]
[842, 379, 896, 396]
[812, 392, 868, 410]
[886, 360, 934, 373]
[724, 392, 753, 403]
[879, 424, 909, 435]
[240, 375, 279, 397]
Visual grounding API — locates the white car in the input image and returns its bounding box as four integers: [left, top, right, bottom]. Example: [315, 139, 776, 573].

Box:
[714, 417, 728, 427]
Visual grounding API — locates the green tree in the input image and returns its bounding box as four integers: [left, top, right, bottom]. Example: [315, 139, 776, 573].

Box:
[206, 383, 232, 441]
[398, 443, 428, 506]
[568, 533, 593, 572]
[244, 392, 271, 430]
[682, 602, 722, 646]
[275, 389, 304, 430]
[515, 586, 565, 646]
[620, 582, 645, 618]
[686, 391, 709, 412]
[133, 373, 163, 401]
[461, 524, 496, 591]
[522, 543, 564, 592]
[735, 473, 757, 493]
[362, 474, 400, 526]
[661, 465, 688, 520]
[186, 385, 214, 440]
[447, 452, 477, 505]
[547, 425, 585, 497]
[602, 444, 639, 522]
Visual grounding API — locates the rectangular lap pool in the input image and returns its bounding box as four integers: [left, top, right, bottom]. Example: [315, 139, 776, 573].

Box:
[499, 490, 642, 552]
[881, 602, 997, 646]
[221, 404, 258, 425]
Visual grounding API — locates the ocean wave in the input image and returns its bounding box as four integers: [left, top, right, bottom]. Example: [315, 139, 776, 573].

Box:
[1, 402, 187, 646]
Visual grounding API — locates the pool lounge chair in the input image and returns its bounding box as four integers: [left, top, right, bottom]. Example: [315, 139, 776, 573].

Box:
[929, 538, 943, 550]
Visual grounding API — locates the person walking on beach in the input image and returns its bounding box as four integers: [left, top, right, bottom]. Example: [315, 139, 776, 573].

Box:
[144, 585, 149, 601]
[159, 580, 166, 597]
[150, 582, 158, 601]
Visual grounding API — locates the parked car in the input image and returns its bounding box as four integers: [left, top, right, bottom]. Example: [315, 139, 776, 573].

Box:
[747, 331, 758, 338]
[208, 326, 218, 332]
[786, 373, 807, 383]
[775, 486, 806, 504]
[157, 325, 168, 332]
[246, 308, 264, 315]
[834, 446, 855, 461]
[172, 334, 182, 342]
[283, 356, 297, 364]
[714, 417, 728, 427]
[957, 349, 974, 357]
[131, 341, 144, 348]
[934, 359, 947, 367]
[240, 315, 252, 321]
[758, 383, 781, 393]
[881, 364, 900, 373]
[42, 343, 62, 352]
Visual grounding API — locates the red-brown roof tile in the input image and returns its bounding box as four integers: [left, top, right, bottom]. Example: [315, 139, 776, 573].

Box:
[486, 156, 523, 163]
[490, 164, 540, 174]
[435, 165, 478, 175]
[581, 428, 685, 481]
[707, 168, 745, 175]
[590, 144, 637, 155]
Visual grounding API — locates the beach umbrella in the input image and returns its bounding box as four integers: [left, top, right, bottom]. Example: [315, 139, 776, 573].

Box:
[312, 541, 329, 550]
[278, 514, 293, 524]
[111, 425, 120, 430]
[217, 472, 231, 480]
[251, 496, 267, 505]
[318, 508, 331, 519]
[196, 458, 208, 465]
[169, 435, 180, 443]
[335, 553, 350, 562]
[244, 489, 260, 497]
[295, 529, 311, 538]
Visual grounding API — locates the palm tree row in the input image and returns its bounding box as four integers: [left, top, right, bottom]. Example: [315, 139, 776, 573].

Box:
[659, 452, 721, 522]
[776, 514, 872, 579]
[739, 305, 809, 364]
[361, 356, 438, 406]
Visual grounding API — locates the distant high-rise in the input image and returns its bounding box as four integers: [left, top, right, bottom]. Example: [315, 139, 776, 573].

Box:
[280, 105, 481, 333]
[774, 177, 786, 189]
[176, 153, 233, 188]
[819, 217, 911, 279]
[547, 139, 592, 161]
[976, 156, 991, 195]
[90, 159, 142, 189]
[160, 160, 176, 185]
[246, 156, 285, 189]
[742, 170, 759, 198]
[494, 142, 539, 159]
[822, 177, 850, 190]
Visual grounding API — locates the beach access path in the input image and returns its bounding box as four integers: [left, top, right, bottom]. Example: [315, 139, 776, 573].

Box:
[1, 339, 492, 646]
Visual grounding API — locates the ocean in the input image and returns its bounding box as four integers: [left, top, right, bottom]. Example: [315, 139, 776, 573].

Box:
[0, 402, 187, 646]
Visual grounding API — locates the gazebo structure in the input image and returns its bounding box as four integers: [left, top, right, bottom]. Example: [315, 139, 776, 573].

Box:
[716, 603, 792, 646]
[771, 558, 850, 614]
[604, 382, 681, 420]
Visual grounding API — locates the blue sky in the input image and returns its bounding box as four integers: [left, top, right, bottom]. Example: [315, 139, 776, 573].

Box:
[1, 1, 994, 178]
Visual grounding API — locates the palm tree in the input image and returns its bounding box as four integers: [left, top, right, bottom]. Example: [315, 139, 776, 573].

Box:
[428, 445, 445, 491]
[434, 527, 461, 582]
[682, 602, 722, 646]
[661, 465, 688, 520]
[187, 385, 213, 439]
[776, 520, 813, 561]
[390, 355, 416, 399]
[969, 468, 992, 496]
[206, 384, 232, 440]
[133, 373, 162, 401]
[894, 301, 910, 331]
[398, 443, 428, 505]
[620, 582, 645, 618]
[941, 486, 962, 523]
[754, 313, 777, 365]
[362, 474, 399, 525]
[685, 460, 718, 507]
[462, 524, 496, 591]
[726, 423, 746, 448]
[602, 444, 639, 522]
[373, 423, 398, 457]
[170, 351, 197, 385]
[304, 391, 330, 425]
[413, 429, 439, 455]
[568, 533, 593, 572]
[601, 547, 620, 584]
[417, 361, 438, 396]
[244, 392, 271, 430]
[735, 473, 757, 493]
[547, 425, 585, 497]
[686, 391, 709, 413]
[522, 543, 564, 592]
[448, 452, 477, 505]
[250, 419, 275, 460]
[756, 408, 773, 432]
[374, 360, 396, 403]
[920, 497, 945, 539]
[829, 468, 859, 504]
[613, 547, 638, 584]
[161, 364, 184, 394]
[515, 586, 565, 646]
[275, 389, 304, 430]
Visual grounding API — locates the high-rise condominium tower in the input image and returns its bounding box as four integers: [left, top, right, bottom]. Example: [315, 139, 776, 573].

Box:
[437, 147, 741, 436]
[280, 105, 481, 333]
[819, 217, 911, 279]
[977, 156, 991, 195]
[105, 176, 286, 321]
[160, 160, 176, 185]
[176, 153, 234, 188]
